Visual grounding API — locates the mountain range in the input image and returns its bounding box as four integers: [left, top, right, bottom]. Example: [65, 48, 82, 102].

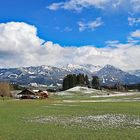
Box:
[0, 64, 140, 86]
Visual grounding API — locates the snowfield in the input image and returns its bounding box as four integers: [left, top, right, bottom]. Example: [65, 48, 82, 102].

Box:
[56, 86, 108, 95]
[56, 86, 139, 97]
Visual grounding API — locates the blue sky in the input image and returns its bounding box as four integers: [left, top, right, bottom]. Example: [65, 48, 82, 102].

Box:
[0, 0, 139, 46]
[0, 0, 140, 69]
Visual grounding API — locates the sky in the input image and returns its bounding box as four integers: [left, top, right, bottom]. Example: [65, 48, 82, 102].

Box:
[0, 0, 140, 70]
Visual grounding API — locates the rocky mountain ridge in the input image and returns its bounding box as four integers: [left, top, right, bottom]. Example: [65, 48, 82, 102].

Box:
[0, 64, 139, 86]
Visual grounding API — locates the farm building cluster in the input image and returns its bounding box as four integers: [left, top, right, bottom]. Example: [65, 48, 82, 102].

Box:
[17, 89, 49, 99]
[0, 82, 49, 99]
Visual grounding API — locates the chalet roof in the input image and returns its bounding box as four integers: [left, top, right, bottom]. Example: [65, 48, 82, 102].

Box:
[17, 89, 35, 95]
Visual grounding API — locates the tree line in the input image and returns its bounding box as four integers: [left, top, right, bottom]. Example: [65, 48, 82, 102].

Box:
[63, 74, 140, 91]
[62, 74, 100, 90]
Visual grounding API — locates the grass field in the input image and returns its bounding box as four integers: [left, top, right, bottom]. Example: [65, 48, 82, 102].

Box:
[0, 93, 140, 140]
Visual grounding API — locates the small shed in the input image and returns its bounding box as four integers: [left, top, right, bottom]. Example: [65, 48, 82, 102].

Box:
[17, 89, 35, 99]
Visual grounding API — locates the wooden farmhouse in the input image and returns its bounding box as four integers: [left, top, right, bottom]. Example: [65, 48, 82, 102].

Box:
[17, 89, 36, 99]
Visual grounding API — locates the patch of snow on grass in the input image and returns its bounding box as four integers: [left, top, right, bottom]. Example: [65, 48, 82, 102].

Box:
[56, 86, 108, 95]
[91, 92, 139, 98]
[66, 86, 99, 93]
[27, 114, 140, 130]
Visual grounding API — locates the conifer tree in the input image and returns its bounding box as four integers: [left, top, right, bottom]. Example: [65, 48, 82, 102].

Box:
[92, 76, 100, 89]
[138, 83, 140, 91]
[84, 75, 90, 87]
[63, 74, 90, 90]
[76, 74, 80, 85]
[63, 76, 69, 90]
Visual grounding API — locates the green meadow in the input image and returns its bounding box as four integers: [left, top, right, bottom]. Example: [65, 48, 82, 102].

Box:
[0, 95, 140, 140]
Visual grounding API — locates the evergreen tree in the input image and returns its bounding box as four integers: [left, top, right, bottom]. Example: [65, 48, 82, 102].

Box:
[63, 74, 90, 90]
[69, 74, 74, 88]
[63, 76, 69, 90]
[84, 75, 90, 87]
[92, 76, 100, 89]
[76, 74, 80, 85]
[77, 74, 85, 86]
[72, 74, 77, 87]
[81, 74, 85, 86]
[138, 83, 140, 91]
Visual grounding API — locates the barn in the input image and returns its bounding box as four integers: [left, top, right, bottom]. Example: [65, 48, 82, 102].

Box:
[17, 89, 36, 99]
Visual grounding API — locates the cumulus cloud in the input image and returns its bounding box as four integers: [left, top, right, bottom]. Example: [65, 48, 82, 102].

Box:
[78, 18, 103, 31]
[47, 0, 140, 13]
[0, 22, 140, 70]
[0, 22, 44, 67]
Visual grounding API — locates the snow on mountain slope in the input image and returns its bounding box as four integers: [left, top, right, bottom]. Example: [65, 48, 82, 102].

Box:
[0, 65, 94, 85]
[96, 65, 140, 85]
[0, 66, 69, 85]
[0, 64, 139, 86]
[128, 70, 140, 77]
[62, 64, 102, 73]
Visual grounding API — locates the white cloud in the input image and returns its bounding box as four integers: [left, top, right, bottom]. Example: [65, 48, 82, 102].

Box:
[47, 0, 140, 13]
[64, 27, 72, 32]
[130, 30, 140, 38]
[130, 0, 140, 13]
[0, 22, 140, 70]
[105, 40, 120, 47]
[126, 30, 140, 44]
[78, 18, 103, 31]
[47, 0, 122, 12]
[128, 17, 140, 26]
[47, 3, 64, 10]
[127, 37, 139, 44]
[67, 43, 140, 70]
[47, 0, 113, 12]
[0, 22, 44, 67]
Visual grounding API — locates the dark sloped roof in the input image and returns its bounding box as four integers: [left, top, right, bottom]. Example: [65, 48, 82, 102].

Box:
[17, 89, 35, 95]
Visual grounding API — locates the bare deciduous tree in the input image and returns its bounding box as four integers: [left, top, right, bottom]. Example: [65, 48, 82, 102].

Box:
[0, 82, 10, 97]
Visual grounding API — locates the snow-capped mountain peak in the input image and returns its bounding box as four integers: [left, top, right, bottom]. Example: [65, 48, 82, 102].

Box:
[96, 65, 140, 85]
[0, 64, 139, 86]
[62, 64, 102, 73]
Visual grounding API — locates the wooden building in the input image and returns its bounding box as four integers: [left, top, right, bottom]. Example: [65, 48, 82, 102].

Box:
[17, 89, 35, 99]
[36, 90, 49, 99]
[17, 89, 48, 99]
